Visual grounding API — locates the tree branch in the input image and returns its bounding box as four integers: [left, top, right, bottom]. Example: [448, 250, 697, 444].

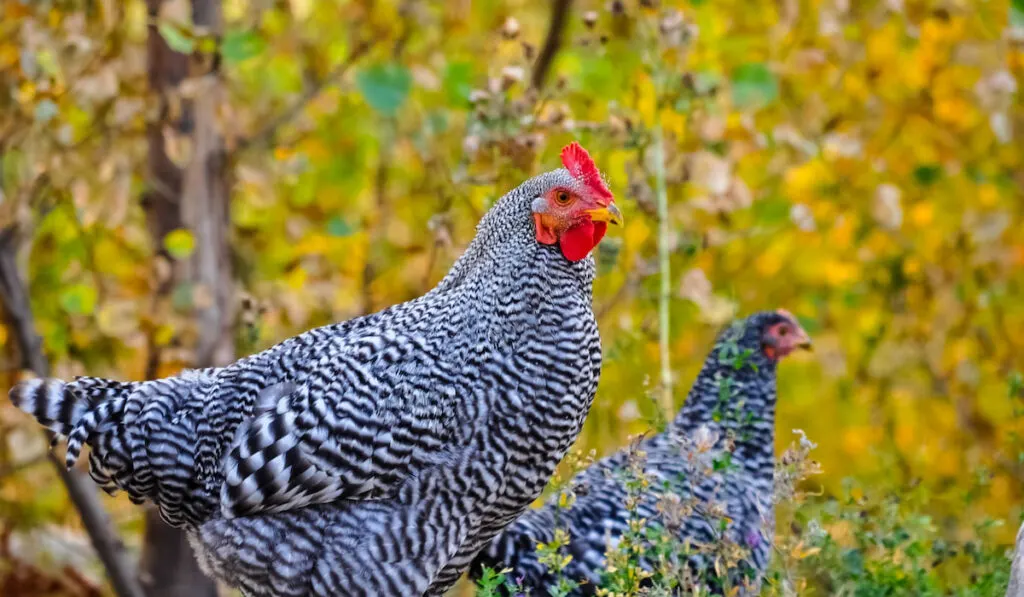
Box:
[234, 39, 372, 154]
[0, 228, 146, 597]
[531, 0, 572, 90]
[652, 120, 673, 417]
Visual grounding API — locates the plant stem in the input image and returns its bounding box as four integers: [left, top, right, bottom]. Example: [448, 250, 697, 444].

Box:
[652, 119, 673, 416]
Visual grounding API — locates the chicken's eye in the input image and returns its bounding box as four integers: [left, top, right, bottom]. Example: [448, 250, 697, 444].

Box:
[778, 326, 789, 336]
[554, 191, 572, 205]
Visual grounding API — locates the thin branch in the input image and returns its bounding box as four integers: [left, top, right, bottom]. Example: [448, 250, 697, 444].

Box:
[595, 258, 656, 323]
[234, 39, 372, 154]
[652, 120, 673, 418]
[531, 0, 572, 90]
[361, 120, 394, 315]
[0, 228, 145, 597]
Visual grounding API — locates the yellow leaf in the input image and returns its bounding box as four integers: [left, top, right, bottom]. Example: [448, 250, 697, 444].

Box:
[755, 247, 783, 278]
[792, 542, 822, 559]
[285, 266, 307, 290]
[783, 159, 831, 202]
[295, 233, 333, 256]
[978, 183, 999, 207]
[866, 24, 900, 67]
[164, 228, 196, 259]
[154, 324, 175, 347]
[15, 81, 35, 105]
[934, 96, 977, 130]
[910, 202, 935, 227]
[0, 44, 18, 69]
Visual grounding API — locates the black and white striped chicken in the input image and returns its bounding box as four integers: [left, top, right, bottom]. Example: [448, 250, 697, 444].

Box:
[9, 143, 623, 597]
[471, 310, 811, 595]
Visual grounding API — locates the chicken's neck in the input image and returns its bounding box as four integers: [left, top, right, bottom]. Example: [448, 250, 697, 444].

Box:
[671, 350, 778, 478]
[431, 193, 595, 300]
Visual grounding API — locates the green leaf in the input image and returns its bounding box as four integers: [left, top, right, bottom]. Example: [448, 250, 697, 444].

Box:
[158, 23, 195, 54]
[172, 282, 194, 310]
[1012, 0, 1024, 28]
[579, 55, 615, 95]
[326, 216, 354, 237]
[222, 29, 266, 65]
[596, 237, 622, 275]
[2, 149, 24, 189]
[442, 61, 473, 107]
[426, 110, 448, 135]
[913, 164, 942, 186]
[356, 63, 412, 117]
[265, 55, 304, 94]
[59, 284, 98, 316]
[753, 195, 791, 225]
[163, 228, 196, 259]
[731, 62, 778, 109]
[1009, 371, 1023, 399]
[35, 50, 60, 79]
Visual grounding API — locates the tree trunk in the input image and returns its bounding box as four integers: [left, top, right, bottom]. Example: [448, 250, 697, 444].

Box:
[139, 1, 231, 596]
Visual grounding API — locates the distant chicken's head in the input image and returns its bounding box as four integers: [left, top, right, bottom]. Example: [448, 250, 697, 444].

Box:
[531, 142, 623, 262]
[722, 310, 813, 365]
[755, 309, 812, 361]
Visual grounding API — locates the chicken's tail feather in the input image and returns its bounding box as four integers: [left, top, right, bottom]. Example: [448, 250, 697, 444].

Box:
[9, 376, 136, 470]
[10, 378, 79, 436]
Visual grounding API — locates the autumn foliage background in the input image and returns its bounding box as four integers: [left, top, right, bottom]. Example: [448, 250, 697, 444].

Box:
[0, 0, 1022, 595]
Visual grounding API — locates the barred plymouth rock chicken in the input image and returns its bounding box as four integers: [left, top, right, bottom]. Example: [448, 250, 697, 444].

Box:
[9, 143, 623, 596]
[472, 310, 811, 595]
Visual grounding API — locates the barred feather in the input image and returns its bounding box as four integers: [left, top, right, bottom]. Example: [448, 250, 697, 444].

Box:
[9, 161, 613, 596]
[471, 312, 805, 596]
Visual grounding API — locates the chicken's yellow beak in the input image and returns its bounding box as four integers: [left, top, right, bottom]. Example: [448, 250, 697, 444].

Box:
[795, 328, 813, 351]
[586, 204, 624, 226]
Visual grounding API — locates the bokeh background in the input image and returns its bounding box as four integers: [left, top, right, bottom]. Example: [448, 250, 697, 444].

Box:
[1, 0, 1022, 595]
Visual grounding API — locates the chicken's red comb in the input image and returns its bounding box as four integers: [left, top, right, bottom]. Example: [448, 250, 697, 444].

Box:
[561, 142, 614, 203]
[775, 309, 806, 329]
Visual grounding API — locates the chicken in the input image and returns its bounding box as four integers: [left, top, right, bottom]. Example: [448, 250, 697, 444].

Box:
[471, 310, 811, 595]
[9, 142, 623, 596]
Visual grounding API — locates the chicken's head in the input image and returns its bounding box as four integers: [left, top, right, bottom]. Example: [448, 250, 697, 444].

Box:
[759, 309, 812, 361]
[532, 142, 623, 262]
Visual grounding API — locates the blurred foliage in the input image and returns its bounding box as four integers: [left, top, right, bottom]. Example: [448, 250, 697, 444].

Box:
[0, 0, 1022, 594]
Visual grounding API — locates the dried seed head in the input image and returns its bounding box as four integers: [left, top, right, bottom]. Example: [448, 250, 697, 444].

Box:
[520, 132, 544, 151]
[583, 10, 599, 28]
[609, 0, 626, 16]
[659, 9, 688, 46]
[462, 135, 481, 155]
[468, 89, 490, 104]
[660, 10, 684, 36]
[500, 66, 526, 90]
[521, 41, 536, 60]
[501, 16, 520, 40]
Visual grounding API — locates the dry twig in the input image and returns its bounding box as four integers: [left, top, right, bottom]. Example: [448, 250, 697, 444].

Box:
[0, 227, 145, 597]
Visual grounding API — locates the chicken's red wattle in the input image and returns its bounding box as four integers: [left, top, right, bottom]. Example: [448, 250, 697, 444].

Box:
[560, 220, 608, 262]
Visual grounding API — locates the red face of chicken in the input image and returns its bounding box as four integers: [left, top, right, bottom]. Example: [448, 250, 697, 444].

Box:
[761, 309, 813, 361]
[532, 143, 623, 262]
